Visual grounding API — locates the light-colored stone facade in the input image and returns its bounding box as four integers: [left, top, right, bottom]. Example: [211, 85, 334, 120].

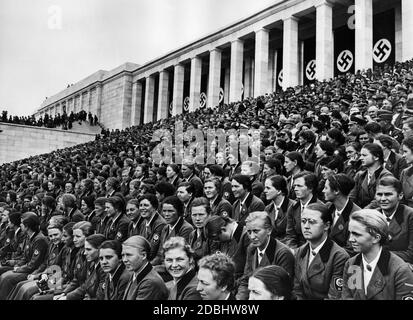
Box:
[34, 0, 412, 130]
[0, 123, 96, 165]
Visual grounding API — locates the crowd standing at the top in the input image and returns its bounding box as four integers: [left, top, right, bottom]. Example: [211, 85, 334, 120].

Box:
[1, 59, 413, 301]
[1, 110, 99, 130]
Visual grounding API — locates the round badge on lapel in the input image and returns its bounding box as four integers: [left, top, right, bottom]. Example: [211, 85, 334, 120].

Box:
[338, 224, 344, 231]
[153, 234, 159, 242]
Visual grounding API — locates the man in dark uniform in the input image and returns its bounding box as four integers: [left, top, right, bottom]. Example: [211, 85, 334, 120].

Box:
[0, 212, 49, 299]
[293, 203, 349, 300]
[104, 196, 130, 242]
[122, 236, 168, 300]
[231, 175, 265, 226]
[323, 174, 360, 253]
[94, 197, 109, 235]
[236, 211, 295, 300]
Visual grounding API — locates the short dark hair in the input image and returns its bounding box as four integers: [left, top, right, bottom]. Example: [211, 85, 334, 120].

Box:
[231, 174, 252, 192]
[100, 239, 122, 258]
[305, 203, 332, 225]
[155, 182, 176, 197]
[138, 193, 159, 209]
[327, 174, 355, 196]
[362, 143, 384, 164]
[285, 152, 305, 170]
[293, 172, 318, 193]
[105, 196, 125, 213]
[266, 175, 288, 195]
[162, 196, 183, 217]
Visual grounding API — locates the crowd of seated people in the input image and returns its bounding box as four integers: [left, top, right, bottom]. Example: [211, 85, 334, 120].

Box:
[1, 110, 99, 130]
[1, 59, 413, 300]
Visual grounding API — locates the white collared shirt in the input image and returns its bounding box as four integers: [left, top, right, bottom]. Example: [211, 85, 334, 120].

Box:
[229, 222, 239, 240]
[300, 198, 312, 212]
[273, 197, 285, 222]
[308, 237, 328, 267]
[362, 247, 382, 294]
[257, 237, 270, 265]
[333, 199, 349, 226]
[240, 193, 250, 208]
[169, 217, 181, 233]
[383, 209, 397, 225]
[145, 212, 156, 228]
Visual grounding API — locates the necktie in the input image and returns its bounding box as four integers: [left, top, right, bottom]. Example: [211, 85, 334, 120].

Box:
[258, 252, 264, 265]
[367, 173, 372, 185]
[386, 217, 391, 223]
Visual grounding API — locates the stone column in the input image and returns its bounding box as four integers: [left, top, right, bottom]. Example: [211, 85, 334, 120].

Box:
[254, 28, 269, 97]
[282, 17, 299, 90]
[271, 50, 278, 92]
[189, 56, 202, 112]
[79, 93, 83, 112]
[131, 81, 143, 126]
[230, 39, 244, 102]
[402, 0, 413, 61]
[244, 57, 252, 98]
[207, 49, 221, 108]
[172, 64, 184, 116]
[144, 76, 155, 123]
[316, 1, 334, 81]
[224, 67, 230, 104]
[96, 85, 102, 120]
[157, 71, 169, 120]
[87, 90, 91, 114]
[355, 0, 373, 71]
[395, 3, 402, 62]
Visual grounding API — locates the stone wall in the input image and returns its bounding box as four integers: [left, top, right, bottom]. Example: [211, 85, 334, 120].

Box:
[0, 123, 96, 165]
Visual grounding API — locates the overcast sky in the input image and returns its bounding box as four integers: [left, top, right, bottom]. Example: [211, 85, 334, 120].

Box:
[0, 0, 280, 116]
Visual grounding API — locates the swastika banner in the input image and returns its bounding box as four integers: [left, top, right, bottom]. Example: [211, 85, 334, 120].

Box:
[303, 37, 316, 85]
[275, 48, 283, 91]
[334, 25, 355, 76]
[373, 9, 395, 67]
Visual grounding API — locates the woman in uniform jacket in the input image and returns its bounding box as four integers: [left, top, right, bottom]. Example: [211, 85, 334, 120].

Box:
[264, 175, 296, 242]
[8, 223, 65, 300]
[65, 234, 106, 300]
[284, 152, 305, 200]
[342, 210, 413, 300]
[135, 195, 166, 261]
[163, 237, 201, 300]
[188, 197, 212, 262]
[376, 176, 413, 264]
[293, 203, 349, 300]
[400, 136, 413, 206]
[99, 240, 130, 300]
[166, 164, 183, 190]
[52, 221, 92, 300]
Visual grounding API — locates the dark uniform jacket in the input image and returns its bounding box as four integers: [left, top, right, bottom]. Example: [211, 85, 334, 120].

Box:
[168, 268, 202, 300]
[349, 167, 393, 209]
[222, 180, 235, 205]
[64, 248, 87, 295]
[134, 212, 166, 261]
[226, 163, 241, 181]
[385, 151, 407, 180]
[85, 210, 102, 234]
[104, 213, 130, 242]
[188, 229, 210, 262]
[232, 193, 265, 226]
[66, 260, 106, 300]
[67, 208, 85, 223]
[56, 245, 78, 285]
[237, 236, 295, 300]
[15, 231, 49, 274]
[210, 196, 232, 218]
[293, 238, 349, 300]
[32, 241, 64, 276]
[285, 195, 323, 249]
[385, 204, 413, 264]
[327, 200, 360, 254]
[183, 174, 204, 198]
[209, 223, 250, 279]
[0, 226, 24, 261]
[102, 263, 130, 300]
[400, 166, 413, 207]
[265, 197, 296, 242]
[151, 217, 194, 266]
[342, 249, 413, 300]
[123, 263, 168, 300]
[95, 215, 110, 235]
